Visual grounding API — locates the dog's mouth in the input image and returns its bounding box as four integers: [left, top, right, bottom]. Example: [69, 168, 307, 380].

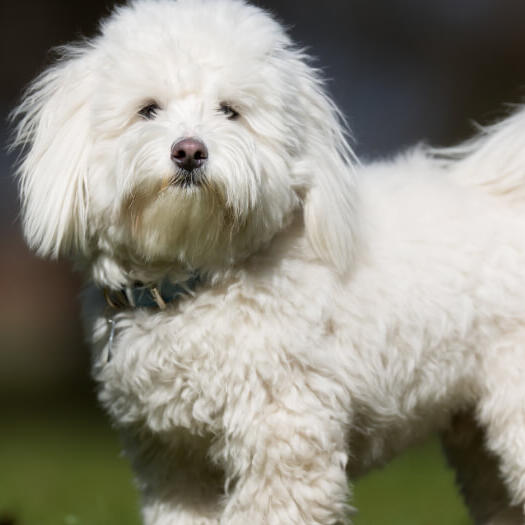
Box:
[169, 168, 208, 189]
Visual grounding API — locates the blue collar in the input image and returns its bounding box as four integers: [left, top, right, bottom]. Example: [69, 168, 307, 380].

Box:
[104, 274, 201, 310]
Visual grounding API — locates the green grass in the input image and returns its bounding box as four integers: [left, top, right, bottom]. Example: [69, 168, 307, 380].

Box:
[353, 441, 471, 525]
[0, 408, 141, 525]
[0, 407, 471, 525]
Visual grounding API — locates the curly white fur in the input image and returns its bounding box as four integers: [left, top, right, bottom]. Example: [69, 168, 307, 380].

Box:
[12, 0, 525, 523]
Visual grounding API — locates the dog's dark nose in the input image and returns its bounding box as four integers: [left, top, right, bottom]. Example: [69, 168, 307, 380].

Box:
[171, 138, 208, 171]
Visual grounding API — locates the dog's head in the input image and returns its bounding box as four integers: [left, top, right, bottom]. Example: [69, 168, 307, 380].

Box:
[13, 0, 357, 285]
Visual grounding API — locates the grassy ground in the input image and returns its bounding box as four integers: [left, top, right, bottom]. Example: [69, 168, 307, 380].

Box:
[0, 405, 471, 525]
[353, 443, 471, 525]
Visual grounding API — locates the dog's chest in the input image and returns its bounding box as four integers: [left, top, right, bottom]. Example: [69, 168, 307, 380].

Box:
[90, 280, 331, 436]
[92, 310, 232, 434]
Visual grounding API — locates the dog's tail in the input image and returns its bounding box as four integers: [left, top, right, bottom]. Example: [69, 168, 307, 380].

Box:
[436, 106, 525, 199]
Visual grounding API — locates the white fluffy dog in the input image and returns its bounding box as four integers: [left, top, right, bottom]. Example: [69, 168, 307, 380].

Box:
[13, 0, 525, 523]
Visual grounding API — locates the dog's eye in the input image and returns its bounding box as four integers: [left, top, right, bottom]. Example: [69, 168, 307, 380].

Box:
[219, 103, 239, 120]
[138, 102, 160, 120]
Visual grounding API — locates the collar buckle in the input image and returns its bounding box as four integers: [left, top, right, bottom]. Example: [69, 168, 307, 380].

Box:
[103, 274, 200, 311]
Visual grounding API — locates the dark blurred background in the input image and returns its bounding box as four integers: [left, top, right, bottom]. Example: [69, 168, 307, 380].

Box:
[2, 1, 525, 523]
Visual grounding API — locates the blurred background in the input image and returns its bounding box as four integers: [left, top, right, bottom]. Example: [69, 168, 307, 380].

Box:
[2, 0, 525, 523]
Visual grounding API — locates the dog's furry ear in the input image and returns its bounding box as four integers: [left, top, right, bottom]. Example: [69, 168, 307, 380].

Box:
[288, 53, 359, 275]
[11, 46, 93, 259]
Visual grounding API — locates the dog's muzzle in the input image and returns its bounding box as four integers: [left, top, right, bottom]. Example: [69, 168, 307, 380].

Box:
[170, 137, 208, 187]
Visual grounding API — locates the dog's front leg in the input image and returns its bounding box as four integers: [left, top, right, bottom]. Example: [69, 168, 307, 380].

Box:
[219, 395, 352, 525]
[121, 428, 224, 525]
